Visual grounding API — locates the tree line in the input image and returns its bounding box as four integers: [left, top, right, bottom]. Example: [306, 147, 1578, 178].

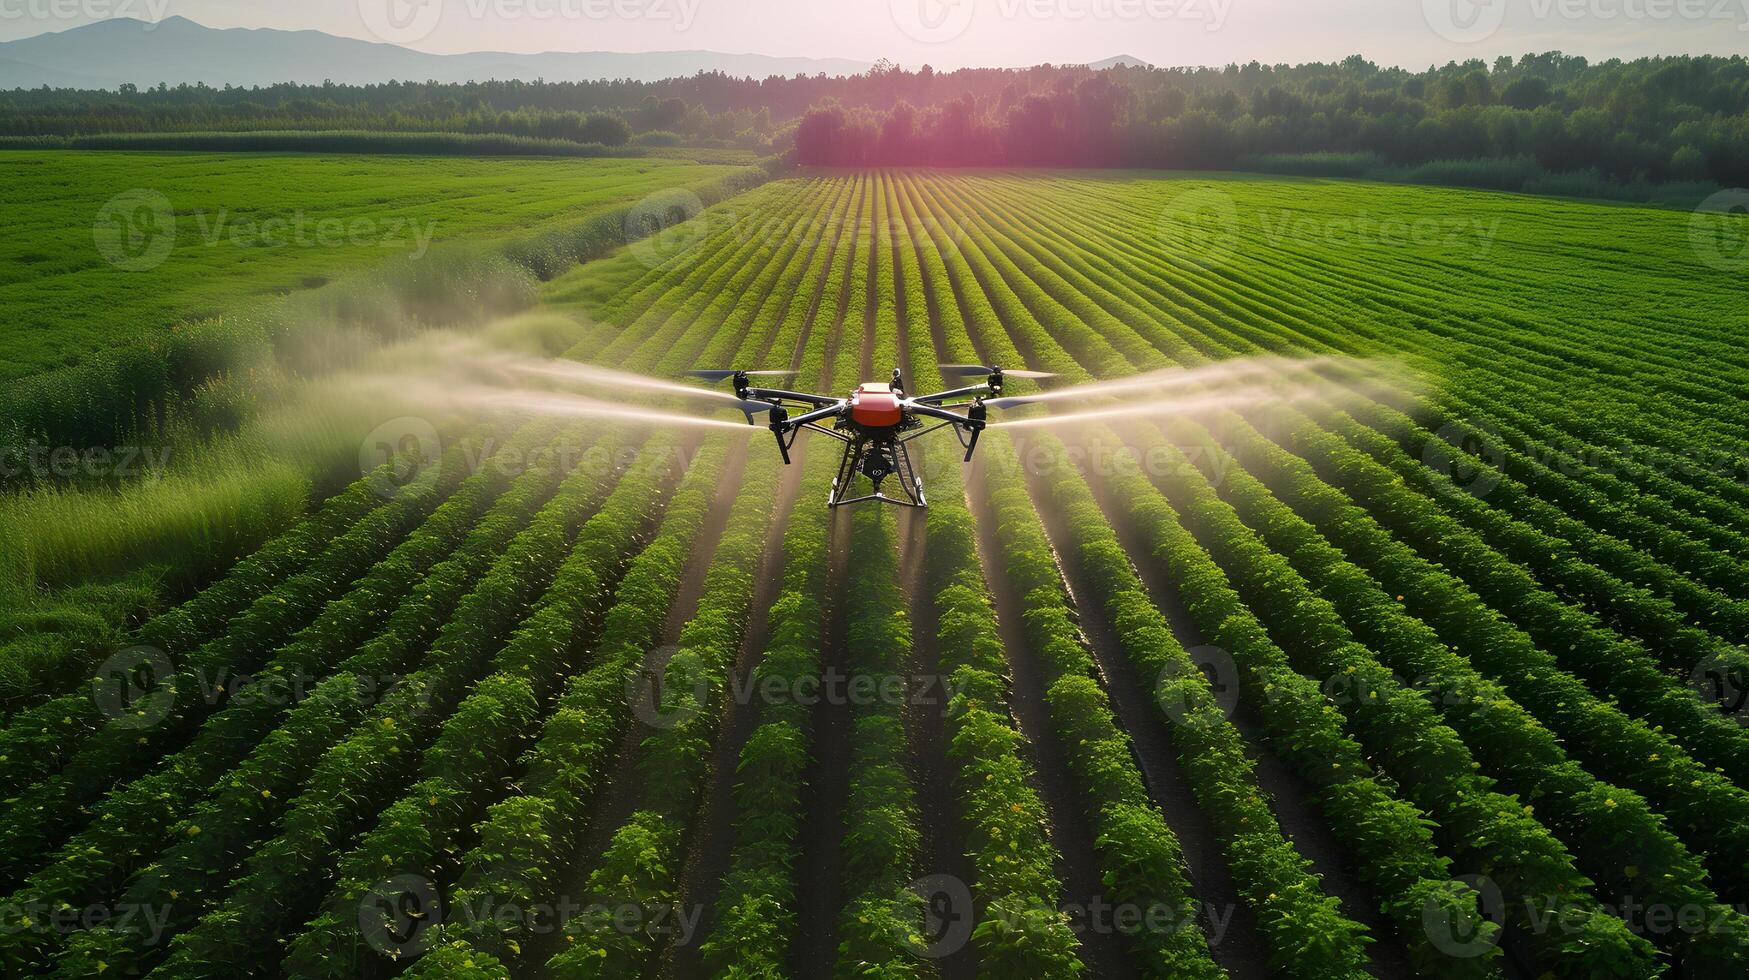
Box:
[2, 53, 1745, 189]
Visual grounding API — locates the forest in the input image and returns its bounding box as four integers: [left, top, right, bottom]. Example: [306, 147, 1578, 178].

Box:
[4, 53, 1747, 189]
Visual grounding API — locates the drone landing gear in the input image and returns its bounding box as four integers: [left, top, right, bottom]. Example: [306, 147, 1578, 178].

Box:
[829, 435, 925, 509]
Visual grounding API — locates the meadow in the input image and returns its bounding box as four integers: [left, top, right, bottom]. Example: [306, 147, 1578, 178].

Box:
[0, 151, 744, 379]
[1, 169, 1746, 980]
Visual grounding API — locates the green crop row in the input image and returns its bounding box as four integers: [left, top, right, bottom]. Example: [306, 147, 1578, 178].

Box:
[1090, 429, 1512, 974]
[1401, 389, 1749, 641]
[0, 423, 559, 970]
[604, 183, 819, 366]
[1113, 422, 1660, 976]
[902, 175, 1623, 973]
[283, 435, 707, 978]
[698, 451, 835, 976]
[409, 447, 776, 977]
[1206, 413, 1749, 969]
[1021, 431, 1374, 979]
[829, 508, 929, 978]
[958, 174, 1749, 665]
[534, 449, 773, 977]
[906, 172, 1365, 980]
[596, 181, 813, 363]
[647, 182, 842, 378]
[697, 177, 859, 371]
[648, 189, 831, 377]
[144, 432, 660, 978]
[916, 166, 1637, 973]
[1329, 408, 1749, 782]
[0, 465, 391, 792]
[699, 176, 858, 975]
[1263, 411, 1749, 900]
[969, 176, 1749, 798]
[885, 172, 1083, 977]
[976, 174, 1747, 538]
[0, 437, 481, 889]
[974, 439, 1224, 980]
[39, 429, 582, 978]
[930, 174, 1749, 973]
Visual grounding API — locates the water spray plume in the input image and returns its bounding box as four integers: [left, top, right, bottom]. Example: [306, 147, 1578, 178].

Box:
[995, 386, 1323, 429]
[464, 389, 753, 431]
[990, 355, 1415, 429]
[1000, 356, 1351, 405]
[502, 360, 743, 402]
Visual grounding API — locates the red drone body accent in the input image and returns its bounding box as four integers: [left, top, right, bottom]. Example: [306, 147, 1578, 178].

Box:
[849, 383, 905, 428]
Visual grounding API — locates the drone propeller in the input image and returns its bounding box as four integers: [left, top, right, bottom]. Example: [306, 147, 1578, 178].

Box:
[984, 396, 1041, 410]
[687, 369, 800, 382]
[939, 364, 1058, 380]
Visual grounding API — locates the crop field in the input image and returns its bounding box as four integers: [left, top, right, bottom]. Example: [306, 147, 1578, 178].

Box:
[0, 152, 743, 379]
[2, 169, 1748, 980]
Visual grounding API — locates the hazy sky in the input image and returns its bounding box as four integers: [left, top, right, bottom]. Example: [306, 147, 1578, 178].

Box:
[5, 0, 1747, 67]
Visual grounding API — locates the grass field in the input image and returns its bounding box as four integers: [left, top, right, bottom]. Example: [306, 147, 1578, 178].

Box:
[0, 152, 744, 379]
[2, 170, 1747, 979]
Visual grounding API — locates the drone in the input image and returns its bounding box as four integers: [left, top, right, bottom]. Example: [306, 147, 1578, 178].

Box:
[689, 365, 1053, 508]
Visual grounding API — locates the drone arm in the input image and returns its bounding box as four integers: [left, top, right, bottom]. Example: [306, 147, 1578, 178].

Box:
[743, 387, 843, 408]
[907, 403, 977, 426]
[910, 383, 994, 406]
[784, 403, 847, 428]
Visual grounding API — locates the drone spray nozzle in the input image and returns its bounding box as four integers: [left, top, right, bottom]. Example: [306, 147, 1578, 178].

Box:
[767, 404, 792, 464]
[962, 401, 989, 461]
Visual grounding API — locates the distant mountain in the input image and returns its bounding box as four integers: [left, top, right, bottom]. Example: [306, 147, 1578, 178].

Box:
[1085, 55, 1152, 69]
[0, 56, 112, 90]
[0, 17, 871, 90]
